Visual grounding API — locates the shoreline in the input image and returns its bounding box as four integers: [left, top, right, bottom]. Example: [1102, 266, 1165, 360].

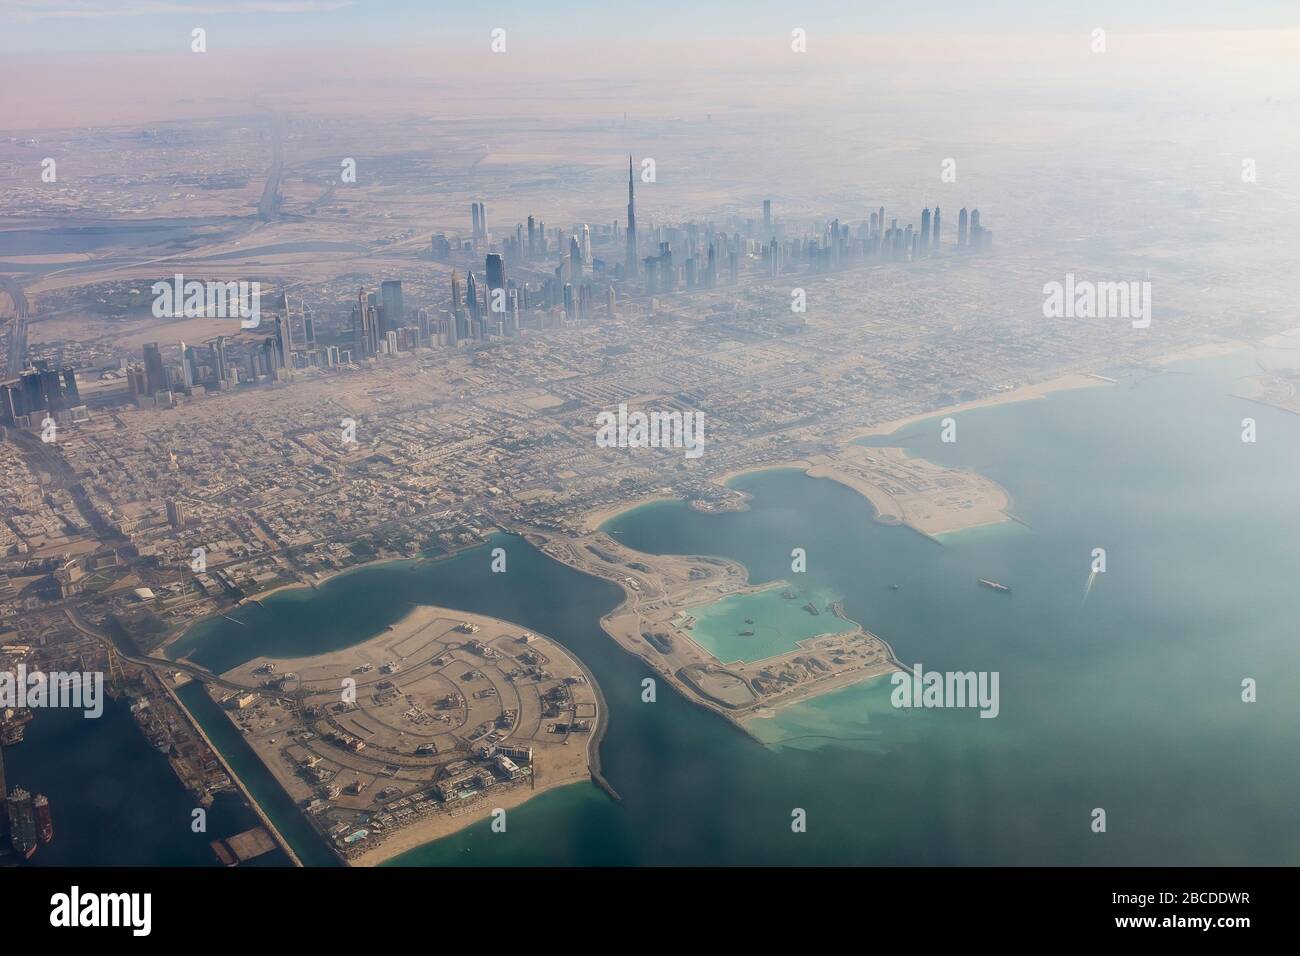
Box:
[167, 350, 1237, 863]
[164, 680, 305, 866]
[159, 541, 482, 659]
[202, 602, 602, 867]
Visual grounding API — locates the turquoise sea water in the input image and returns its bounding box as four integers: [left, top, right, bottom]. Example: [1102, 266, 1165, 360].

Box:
[163, 353, 1300, 865]
[679, 582, 852, 663]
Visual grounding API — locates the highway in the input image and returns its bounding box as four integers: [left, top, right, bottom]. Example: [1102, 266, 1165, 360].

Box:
[2, 278, 29, 377]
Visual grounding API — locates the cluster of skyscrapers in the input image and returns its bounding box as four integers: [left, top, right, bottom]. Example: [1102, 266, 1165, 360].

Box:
[0, 361, 84, 427]
[52, 162, 997, 416]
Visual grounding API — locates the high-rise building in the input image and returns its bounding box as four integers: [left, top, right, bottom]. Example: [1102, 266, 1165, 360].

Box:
[932, 207, 941, 251]
[352, 287, 379, 359]
[763, 199, 772, 235]
[625, 155, 638, 277]
[569, 236, 583, 282]
[62, 369, 80, 406]
[920, 208, 931, 250]
[380, 280, 404, 334]
[301, 301, 316, 348]
[126, 364, 148, 402]
[958, 207, 969, 247]
[211, 336, 229, 386]
[178, 340, 193, 388]
[142, 342, 167, 395]
[486, 254, 506, 297]
[465, 271, 481, 326]
[166, 499, 186, 529]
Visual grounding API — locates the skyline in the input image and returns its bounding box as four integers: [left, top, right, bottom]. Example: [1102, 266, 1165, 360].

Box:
[0, 0, 1294, 936]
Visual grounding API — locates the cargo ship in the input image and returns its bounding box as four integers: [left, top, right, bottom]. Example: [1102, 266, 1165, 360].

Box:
[978, 578, 1012, 593]
[6, 788, 38, 860]
[33, 794, 52, 845]
[0, 708, 33, 746]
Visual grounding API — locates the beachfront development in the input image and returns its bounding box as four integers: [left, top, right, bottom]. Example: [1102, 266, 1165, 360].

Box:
[531, 527, 899, 725]
[201, 606, 598, 865]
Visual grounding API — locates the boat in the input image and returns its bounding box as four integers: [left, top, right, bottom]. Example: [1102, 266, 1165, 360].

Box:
[6, 788, 39, 859]
[1, 708, 33, 745]
[978, 578, 1012, 593]
[744, 618, 754, 625]
[34, 794, 52, 845]
[738, 630, 755, 636]
[802, 602, 820, 616]
[210, 839, 238, 866]
[889, 584, 900, 591]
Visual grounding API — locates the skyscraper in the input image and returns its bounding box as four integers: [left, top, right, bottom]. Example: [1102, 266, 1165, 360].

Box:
[486, 253, 506, 320]
[932, 207, 941, 251]
[142, 342, 167, 395]
[486, 254, 506, 294]
[958, 207, 969, 247]
[211, 336, 229, 386]
[465, 270, 481, 336]
[920, 208, 931, 250]
[353, 287, 378, 358]
[625, 154, 638, 277]
[273, 317, 291, 369]
[301, 302, 316, 347]
[62, 368, 80, 405]
[569, 236, 583, 282]
[763, 199, 771, 235]
[380, 280, 404, 334]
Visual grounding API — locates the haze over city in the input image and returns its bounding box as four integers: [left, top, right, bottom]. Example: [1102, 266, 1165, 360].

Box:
[0, 0, 1296, 936]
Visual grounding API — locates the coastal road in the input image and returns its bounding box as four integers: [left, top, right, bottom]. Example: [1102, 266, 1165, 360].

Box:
[61, 606, 300, 699]
[2, 278, 29, 376]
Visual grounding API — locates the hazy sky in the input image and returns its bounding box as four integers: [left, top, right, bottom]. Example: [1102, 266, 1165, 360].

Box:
[2, 2, 1298, 130]
[2, 0, 1298, 54]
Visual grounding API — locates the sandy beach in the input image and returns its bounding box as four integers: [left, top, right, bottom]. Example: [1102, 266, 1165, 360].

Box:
[171, 361, 1182, 864]
[579, 494, 679, 533]
[202, 601, 599, 866]
[848, 371, 1107, 441]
